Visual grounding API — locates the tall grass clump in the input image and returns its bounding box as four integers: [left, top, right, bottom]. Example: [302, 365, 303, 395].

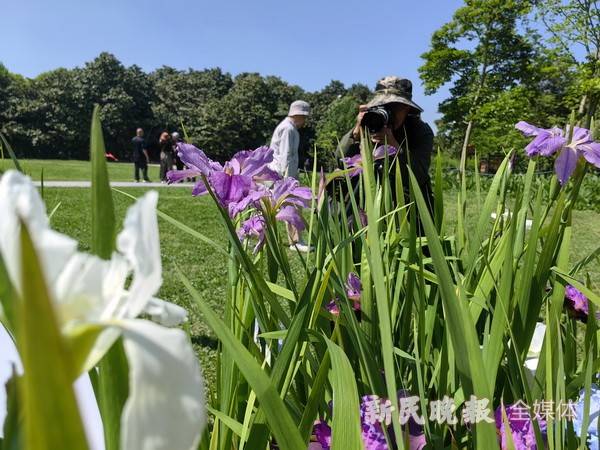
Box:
[165, 116, 600, 449]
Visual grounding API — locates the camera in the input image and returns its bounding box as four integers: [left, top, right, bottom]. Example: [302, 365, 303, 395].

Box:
[360, 106, 392, 133]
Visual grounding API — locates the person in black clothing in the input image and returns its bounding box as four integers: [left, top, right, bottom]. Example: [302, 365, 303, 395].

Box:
[337, 76, 435, 231]
[132, 128, 150, 182]
[172, 132, 184, 171]
[158, 131, 174, 182]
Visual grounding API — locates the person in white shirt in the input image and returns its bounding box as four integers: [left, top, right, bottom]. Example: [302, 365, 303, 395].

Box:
[269, 100, 312, 252]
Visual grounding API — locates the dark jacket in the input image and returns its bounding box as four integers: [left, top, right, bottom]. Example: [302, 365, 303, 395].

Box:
[337, 115, 435, 211]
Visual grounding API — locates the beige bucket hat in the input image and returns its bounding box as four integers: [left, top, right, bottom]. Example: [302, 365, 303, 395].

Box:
[288, 100, 311, 116]
[366, 76, 423, 113]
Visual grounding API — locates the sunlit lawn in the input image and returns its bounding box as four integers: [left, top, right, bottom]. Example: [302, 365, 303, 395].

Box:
[1, 158, 161, 182]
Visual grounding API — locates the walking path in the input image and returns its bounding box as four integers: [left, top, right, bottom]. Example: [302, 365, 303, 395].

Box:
[33, 181, 194, 188]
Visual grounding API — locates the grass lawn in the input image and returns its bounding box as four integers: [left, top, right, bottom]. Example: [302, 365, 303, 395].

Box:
[40, 183, 600, 391]
[1, 158, 161, 182]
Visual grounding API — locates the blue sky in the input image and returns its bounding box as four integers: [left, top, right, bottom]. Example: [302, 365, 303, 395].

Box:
[2, 0, 466, 127]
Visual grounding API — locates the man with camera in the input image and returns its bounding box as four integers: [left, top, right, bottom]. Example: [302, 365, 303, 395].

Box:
[338, 76, 435, 215]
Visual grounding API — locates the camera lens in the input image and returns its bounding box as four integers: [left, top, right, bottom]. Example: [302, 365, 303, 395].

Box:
[360, 107, 390, 133]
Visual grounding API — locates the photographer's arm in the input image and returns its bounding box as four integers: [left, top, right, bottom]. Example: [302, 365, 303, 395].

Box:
[336, 104, 367, 160]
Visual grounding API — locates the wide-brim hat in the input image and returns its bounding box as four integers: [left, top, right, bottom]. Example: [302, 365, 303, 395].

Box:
[288, 100, 311, 116]
[366, 76, 423, 113]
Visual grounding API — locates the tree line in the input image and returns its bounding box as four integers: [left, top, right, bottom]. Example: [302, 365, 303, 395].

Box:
[0, 53, 370, 168]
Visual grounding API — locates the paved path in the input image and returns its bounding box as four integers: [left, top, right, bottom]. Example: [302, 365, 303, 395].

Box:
[33, 181, 194, 188]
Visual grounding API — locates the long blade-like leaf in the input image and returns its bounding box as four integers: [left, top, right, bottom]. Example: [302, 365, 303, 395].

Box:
[89, 105, 128, 450]
[408, 169, 499, 449]
[18, 221, 89, 450]
[177, 267, 306, 450]
[325, 338, 364, 450]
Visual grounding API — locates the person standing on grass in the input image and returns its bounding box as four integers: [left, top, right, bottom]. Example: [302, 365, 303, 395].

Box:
[269, 100, 312, 252]
[171, 132, 192, 183]
[159, 131, 174, 183]
[132, 128, 150, 182]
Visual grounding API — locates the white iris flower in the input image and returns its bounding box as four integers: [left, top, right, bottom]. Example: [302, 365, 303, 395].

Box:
[0, 170, 206, 450]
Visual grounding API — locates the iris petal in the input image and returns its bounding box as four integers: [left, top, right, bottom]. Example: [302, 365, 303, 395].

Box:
[515, 121, 542, 137]
[275, 205, 305, 231]
[578, 142, 600, 168]
[120, 320, 206, 450]
[176, 144, 214, 175]
[554, 147, 579, 185]
[116, 191, 162, 319]
[0, 171, 78, 293]
[167, 169, 198, 184]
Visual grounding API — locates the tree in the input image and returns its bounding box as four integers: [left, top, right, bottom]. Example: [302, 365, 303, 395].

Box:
[22, 68, 84, 158]
[74, 53, 155, 159]
[314, 88, 372, 169]
[470, 42, 576, 157]
[419, 0, 535, 167]
[535, 0, 600, 127]
[307, 80, 347, 127]
[0, 65, 36, 157]
[196, 73, 302, 160]
[151, 67, 233, 135]
[0, 64, 10, 124]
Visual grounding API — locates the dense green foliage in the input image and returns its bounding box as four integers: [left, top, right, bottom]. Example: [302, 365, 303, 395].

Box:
[0, 54, 370, 168]
[419, 0, 598, 156]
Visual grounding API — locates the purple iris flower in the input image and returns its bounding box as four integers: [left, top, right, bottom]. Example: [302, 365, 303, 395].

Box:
[312, 420, 332, 449]
[275, 205, 306, 231]
[168, 144, 280, 206]
[273, 177, 313, 208]
[229, 177, 312, 218]
[346, 273, 362, 301]
[167, 143, 223, 196]
[359, 395, 390, 450]
[324, 273, 362, 317]
[325, 299, 340, 316]
[325, 297, 360, 316]
[227, 185, 270, 217]
[227, 146, 281, 182]
[231, 177, 312, 231]
[310, 394, 426, 450]
[232, 177, 313, 252]
[236, 215, 266, 254]
[515, 121, 600, 185]
[210, 147, 280, 207]
[340, 146, 398, 177]
[494, 403, 546, 450]
[310, 399, 389, 450]
[515, 122, 566, 157]
[564, 284, 599, 323]
[341, 154, 365, 177]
